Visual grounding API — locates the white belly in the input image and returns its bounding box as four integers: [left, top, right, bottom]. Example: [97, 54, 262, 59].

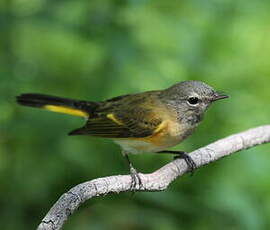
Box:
[113, 120, 197, 154]
[113, 139, 167, 154]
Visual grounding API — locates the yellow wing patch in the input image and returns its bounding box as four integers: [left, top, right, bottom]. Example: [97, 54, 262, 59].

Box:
[106, 113, 123, 125]
[44, 105, 89, 118]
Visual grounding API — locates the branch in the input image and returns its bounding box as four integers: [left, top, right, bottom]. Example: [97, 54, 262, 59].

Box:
[37, 125, 270, 230]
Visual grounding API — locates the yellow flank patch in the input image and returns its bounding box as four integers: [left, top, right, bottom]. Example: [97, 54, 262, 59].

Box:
[107, 113, 123, 125]
[44, 105, 89, 117]
[153, 121, 167, 135]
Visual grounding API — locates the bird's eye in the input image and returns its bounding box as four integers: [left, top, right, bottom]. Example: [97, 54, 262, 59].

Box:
[187, 96, 199, 105]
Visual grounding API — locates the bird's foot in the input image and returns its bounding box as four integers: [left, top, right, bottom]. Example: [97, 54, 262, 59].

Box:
[157, 150, 197, 174]
[173, 151, 197, 174]
[123, 153, 143, 192]
[129, 164, 142, 191]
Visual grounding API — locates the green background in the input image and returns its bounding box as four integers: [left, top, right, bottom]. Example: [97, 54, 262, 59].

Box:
[1, 0, 270, 229]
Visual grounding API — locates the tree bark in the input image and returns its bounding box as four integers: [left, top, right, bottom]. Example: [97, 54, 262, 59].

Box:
[37, 125, 270, 230]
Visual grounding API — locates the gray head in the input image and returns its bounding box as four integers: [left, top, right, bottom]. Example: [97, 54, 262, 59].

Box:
[161, 80, 228, 125]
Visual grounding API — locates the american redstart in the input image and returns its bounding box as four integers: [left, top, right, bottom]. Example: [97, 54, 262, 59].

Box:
[17, 80, 228, 188]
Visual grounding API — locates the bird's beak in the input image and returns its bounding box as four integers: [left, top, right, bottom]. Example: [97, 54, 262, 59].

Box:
[212, 92, 229, 102]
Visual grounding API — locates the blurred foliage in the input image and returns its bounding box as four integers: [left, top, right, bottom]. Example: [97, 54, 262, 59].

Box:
[1, 0, 270, 229]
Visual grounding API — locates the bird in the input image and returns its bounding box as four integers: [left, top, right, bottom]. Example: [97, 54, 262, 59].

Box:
[16, 80, 228, 189]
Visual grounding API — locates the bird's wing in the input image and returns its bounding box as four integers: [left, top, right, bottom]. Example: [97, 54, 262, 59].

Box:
[69, 92, 164, 138]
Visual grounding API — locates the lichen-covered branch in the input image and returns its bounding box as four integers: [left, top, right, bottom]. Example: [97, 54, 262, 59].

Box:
[37, 125, 270, 230]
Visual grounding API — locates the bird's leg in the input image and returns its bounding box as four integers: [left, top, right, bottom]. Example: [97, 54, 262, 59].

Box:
[122, 152, 142, 191]
[157, 150, 197, 172]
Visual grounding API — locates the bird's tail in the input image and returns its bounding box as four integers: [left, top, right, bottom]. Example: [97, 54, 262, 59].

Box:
[16, 93, 98, 118]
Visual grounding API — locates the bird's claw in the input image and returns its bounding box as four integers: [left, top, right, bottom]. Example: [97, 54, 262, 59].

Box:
[129, 165, 142, 191]
[174, 152, 197, 174]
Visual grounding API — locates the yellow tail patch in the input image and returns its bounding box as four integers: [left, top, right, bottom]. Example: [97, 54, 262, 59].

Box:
[44, 105, 89, 118]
